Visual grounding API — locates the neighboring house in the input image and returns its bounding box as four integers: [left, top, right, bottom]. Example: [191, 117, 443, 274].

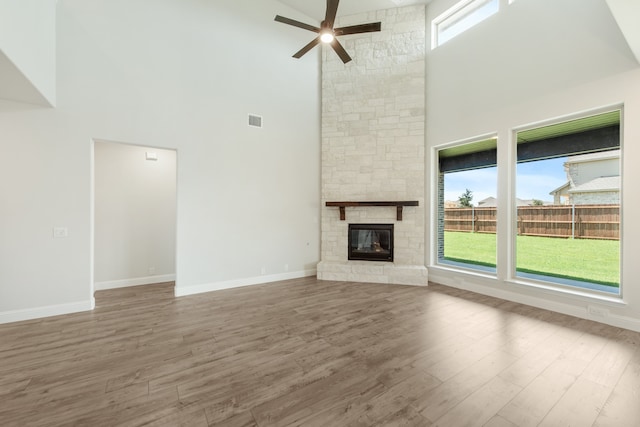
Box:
[476, 197, 551, 207]
[477, 197, 497, 207]
[550, 150, 620, 205]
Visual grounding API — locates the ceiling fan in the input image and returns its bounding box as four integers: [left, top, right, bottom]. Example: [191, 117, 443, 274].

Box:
[275, 0, 382, 64]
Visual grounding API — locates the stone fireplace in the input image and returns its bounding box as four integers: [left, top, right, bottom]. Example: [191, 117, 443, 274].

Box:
[316, 5, 428, 286]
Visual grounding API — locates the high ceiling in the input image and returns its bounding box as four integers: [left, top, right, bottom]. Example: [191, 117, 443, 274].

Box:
[277, 0, 640, 64]
[278, 0, 432, 20]
[605, 0, 640, 64]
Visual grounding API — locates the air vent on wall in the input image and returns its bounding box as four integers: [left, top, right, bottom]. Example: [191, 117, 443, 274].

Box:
[248, 114, 263, 128]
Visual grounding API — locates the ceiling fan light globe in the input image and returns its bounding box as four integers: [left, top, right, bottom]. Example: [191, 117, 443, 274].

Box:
[320, 32, 334, 43]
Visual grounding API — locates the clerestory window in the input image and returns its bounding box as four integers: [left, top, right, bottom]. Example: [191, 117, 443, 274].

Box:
[432, 0, 499, 48]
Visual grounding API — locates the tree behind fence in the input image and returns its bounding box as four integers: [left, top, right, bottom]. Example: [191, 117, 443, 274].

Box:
[444, 204, 619, 240]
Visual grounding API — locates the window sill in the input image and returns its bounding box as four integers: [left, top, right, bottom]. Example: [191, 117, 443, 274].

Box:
[505, 277, 626, 307]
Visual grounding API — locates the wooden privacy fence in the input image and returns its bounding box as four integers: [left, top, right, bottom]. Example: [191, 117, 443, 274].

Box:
[444, 204, 619, 240]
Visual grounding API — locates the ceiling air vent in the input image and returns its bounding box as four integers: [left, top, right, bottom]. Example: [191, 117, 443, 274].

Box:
[248, 114, 263, 128]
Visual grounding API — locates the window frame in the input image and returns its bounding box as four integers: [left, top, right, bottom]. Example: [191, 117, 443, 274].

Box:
[508, 107, 624, 299]
[433, 134, 499, 276]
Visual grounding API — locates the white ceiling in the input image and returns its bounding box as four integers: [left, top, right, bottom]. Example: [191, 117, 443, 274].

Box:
[277, 0, 639, 65]
[277, 0, 432, 20]
[605, 0, 640, 64]
[0, 49, 52, 106]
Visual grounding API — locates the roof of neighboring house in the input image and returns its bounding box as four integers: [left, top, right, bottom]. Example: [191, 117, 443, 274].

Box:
[477, 196, 550, 207]
[569, 176, 620, 193]
[567, 149, 620, 164]
[477, 197, 497, 206]
[549, 181, 571, 195]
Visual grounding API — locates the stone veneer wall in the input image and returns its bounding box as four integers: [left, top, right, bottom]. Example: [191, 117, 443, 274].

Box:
[317, 5, 428, 286]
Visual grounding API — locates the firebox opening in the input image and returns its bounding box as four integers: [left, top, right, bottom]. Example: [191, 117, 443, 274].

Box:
[348, 224, 394, 262]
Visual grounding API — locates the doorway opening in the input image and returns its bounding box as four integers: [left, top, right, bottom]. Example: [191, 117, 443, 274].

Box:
[91, 140, 177, 296]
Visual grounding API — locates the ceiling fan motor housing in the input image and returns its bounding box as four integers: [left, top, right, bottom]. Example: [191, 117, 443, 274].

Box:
[274, 0, 382, 64]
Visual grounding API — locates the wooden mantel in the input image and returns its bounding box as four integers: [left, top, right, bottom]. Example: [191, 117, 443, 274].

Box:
[325, 201, 419, 221]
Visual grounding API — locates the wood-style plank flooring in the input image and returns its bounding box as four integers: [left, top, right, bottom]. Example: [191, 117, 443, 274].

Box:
[1, 277, 639, 426]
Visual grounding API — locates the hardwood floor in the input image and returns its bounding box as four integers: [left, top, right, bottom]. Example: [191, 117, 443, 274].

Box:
[1, 277, 639, 426]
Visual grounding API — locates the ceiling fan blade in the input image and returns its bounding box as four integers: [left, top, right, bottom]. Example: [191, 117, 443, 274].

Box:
[324, 0, 340, 29]
[335, 22, 382, 36]
[331, 39, 352, 64]
[274, 15, 320, 33]
[293, 37, 322, 58]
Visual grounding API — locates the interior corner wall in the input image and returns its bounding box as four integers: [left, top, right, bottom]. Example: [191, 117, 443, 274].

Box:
[0, 0, 56, 106]
[94, 142, 176, 290]
[426, 0, 640, 331]
[0, 0, 320, 323]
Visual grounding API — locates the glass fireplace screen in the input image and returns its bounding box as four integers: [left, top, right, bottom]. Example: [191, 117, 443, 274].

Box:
[348, 224, 394, 262]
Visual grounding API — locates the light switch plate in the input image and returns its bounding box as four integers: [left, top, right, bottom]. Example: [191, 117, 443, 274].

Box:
[53, 227, 68, 238]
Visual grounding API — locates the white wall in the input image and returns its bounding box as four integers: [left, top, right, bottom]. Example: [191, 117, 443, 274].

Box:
[0, 0, 320, 323]
[0, 0, 56, 105]
[426, 0, 640, 330]
[94, 142, 176, 289]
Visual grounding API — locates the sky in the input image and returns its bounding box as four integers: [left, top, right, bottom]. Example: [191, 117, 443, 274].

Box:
[444, 157, 567, 205]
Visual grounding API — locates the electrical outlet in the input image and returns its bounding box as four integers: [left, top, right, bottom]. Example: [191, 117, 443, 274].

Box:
[261, 266, 266, 275]
[284, 264, 289, 272]
[587, 305, 609, 317]
[148, 267, 156, 275]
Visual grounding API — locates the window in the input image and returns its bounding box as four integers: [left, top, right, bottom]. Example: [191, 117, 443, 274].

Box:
[514, 110, 621, 295]
[437, 137, 498, 273]
[432, 0, 499, 48]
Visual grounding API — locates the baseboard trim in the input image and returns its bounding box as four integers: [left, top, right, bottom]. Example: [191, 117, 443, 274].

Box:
[0, 300, 94, 325]
[94, 274, 176, 291]
[175, 269, 317, 297]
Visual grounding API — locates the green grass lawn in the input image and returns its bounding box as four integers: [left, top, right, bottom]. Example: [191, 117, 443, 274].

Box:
[443, 231, 620, 287]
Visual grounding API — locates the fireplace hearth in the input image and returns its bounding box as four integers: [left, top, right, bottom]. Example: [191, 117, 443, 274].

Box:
[348, 224, 394, 262]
